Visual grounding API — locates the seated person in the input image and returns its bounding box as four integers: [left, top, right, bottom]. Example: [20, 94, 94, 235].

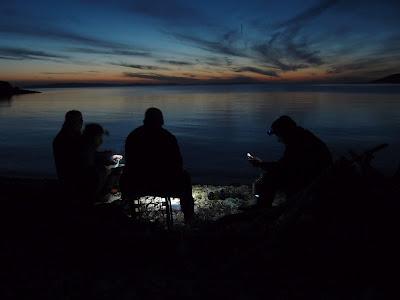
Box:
[78, 123, 122, 206]
[248, 115, 332, 208]
[53, 110, 83, 196]
[120, 107, 194, 223]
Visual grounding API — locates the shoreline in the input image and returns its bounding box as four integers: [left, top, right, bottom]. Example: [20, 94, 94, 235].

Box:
[0, 173, 252, 187]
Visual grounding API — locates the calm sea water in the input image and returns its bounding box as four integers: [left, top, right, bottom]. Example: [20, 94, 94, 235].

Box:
[1, 84, 400, 184]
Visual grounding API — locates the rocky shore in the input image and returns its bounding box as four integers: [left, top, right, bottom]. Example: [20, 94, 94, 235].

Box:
[0, 171, 397, 299]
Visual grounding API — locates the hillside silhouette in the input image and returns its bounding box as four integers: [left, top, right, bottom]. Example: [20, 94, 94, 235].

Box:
[372, 73, 400, 84]
[0, 81, 40, 97]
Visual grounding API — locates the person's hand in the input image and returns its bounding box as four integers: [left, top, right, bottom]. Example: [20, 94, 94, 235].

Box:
[111, 155, 123, 163]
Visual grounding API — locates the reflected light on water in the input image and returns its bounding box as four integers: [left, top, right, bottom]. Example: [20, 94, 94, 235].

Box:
[1, 85, 400, 184]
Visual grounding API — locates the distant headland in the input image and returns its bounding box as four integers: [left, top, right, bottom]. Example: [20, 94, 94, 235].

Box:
[5, 74, 400, 91]
[0, 81, 40, 97]
[371, 74, 400, 84]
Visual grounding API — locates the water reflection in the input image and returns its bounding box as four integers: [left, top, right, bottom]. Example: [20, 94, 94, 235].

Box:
[0, 85, 399, 184]
[0, 95, 12, 107]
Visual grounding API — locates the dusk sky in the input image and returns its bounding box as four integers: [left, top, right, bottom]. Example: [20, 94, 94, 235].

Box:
[1, 0, 400, 86]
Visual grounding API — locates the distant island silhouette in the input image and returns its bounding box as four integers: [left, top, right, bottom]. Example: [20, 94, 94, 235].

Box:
[24, 81, 260, 89]
[371, 74, 400, 84]
[8, 75, 400, 90]
[0, 81, 40, 97]
[24, 76, 400, 89]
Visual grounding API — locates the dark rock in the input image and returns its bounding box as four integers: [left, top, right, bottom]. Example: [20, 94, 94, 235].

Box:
[371, 73, 400, 84]
[207, 191, 217, 200]
[0, 81, 40, 96]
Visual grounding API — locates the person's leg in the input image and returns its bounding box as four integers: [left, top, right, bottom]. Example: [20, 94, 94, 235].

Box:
[254, 172, 279, 208]
[179, 170, 194, 223]
[97, 168, 125, 204]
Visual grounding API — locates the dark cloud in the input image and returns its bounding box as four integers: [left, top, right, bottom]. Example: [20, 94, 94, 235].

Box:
[249, 0, 339, 72]
[327, 55, 400, 76]
[67, 47, 152, 57]
[182, 73, 197, 78]
[253, 42, 308, 71]
[0, 19, 151, 60]
[112, 62, 169, 70]
[234, 66, 279, 77]
[285, 36, 323, 65]
[124, 72, 262, 84]
[276, 0, 339, 29]
[327, 63, 365, 74]
[128, 0, 206, 26]
[224, 57, 234, 66]
[323, 32, 400, 81]
[0, 24, 129, 50]
[80, 0, 210, 26]
[124, 72, 198, 83]
[110, 49, 151, 56]
[157, 59, 194, 66]
[171, 31, 247, 57]
[196, 56, 234, 67]
[41, 70, 100, 75]
[204, 75, 263, 84]
[170, 2, 326, 72]
[0, 47, 68, 61]
[252, 0, 331, 72]
[42, 72, 80, 75]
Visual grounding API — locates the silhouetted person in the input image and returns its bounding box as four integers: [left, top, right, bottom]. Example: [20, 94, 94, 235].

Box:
[53, 110, 83, 195]
[121, 107, 194, 223]
[77, 123, 121, 206]
[248, 115, 332, 208]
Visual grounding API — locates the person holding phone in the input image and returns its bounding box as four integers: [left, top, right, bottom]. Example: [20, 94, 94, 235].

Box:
[247, 116, 332, 208]
[77, 123, 122, 205]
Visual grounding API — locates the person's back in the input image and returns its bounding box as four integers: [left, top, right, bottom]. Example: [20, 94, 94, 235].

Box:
[121, 108, 194, 222]
[124, 108, 182, 192]
[125, 125, 182, 188]
[77, 123, 118, 204]
[53, 110, 83, 192]
[280, 126, 332, 190]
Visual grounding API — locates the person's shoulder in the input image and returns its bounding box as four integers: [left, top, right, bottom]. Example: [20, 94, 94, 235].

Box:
[127, 126, 144, 138]
[53, 128, 69, 145]
[53, 130, 62, 141]
[53, 131, 62, 149]
[300, 127, 329, 149]
[293, 127, 317, 147]
[298, 127, 318, 140]
[161, 128, 177, 141]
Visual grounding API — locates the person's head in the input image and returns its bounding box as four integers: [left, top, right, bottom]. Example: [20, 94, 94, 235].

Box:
[82, 123, 108, 149]
[63, 110, 83, 132]
[143, 107, 164, 128]
[268, 115, 297, 144]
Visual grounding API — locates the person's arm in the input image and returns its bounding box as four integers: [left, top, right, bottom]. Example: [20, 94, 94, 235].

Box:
[95, 150, 114, 165]
[249, 159, 278, 171]
[248, 154, 278, 171]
